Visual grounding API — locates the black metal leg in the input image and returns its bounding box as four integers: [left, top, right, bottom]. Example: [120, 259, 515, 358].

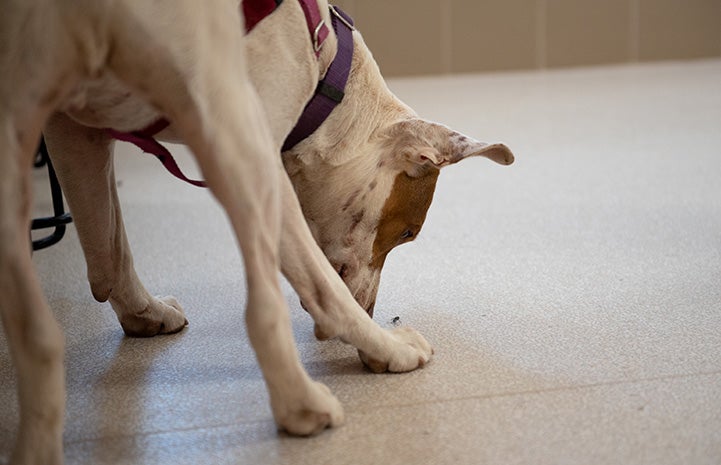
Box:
[31, 137, 73, 251]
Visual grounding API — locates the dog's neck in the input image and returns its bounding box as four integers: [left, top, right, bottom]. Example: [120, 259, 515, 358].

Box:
[244, 0, 338, 152]
[283, 31, 414, 172]
[280, 31, 418, 269]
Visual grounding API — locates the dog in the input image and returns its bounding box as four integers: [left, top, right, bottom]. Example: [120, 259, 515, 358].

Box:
[0, 0, 513, 463]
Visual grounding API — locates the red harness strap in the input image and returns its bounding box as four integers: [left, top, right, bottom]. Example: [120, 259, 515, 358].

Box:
[244, 0, 328, 54]
[243, 0, 281, 31]
[110, 0, 329, 188]
[106, 119, 207, 187]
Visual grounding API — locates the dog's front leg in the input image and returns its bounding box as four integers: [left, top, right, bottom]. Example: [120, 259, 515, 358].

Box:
[102, 2, 343, 434]
[43, 113, 187, 337]
[1, 116, 65, 465]
[74, 0, 350, 434]
[278, 173, 433, 372]
[183, 106, 344, 435]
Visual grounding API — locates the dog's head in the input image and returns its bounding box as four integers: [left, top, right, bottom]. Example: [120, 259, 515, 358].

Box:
[283, 30, 514, 316]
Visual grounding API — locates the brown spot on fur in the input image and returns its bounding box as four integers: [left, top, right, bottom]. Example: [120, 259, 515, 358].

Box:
[349, 209, 365, 233]
[371, 169, 439, 269]
[368, 180, 377, 191]
[341, 190, 361, 212]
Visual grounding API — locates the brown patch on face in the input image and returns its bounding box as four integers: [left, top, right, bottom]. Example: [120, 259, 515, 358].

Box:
[371, 169, 440, 269]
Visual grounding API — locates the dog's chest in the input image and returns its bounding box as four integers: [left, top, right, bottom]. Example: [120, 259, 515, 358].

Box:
[62, 74, 159, 132]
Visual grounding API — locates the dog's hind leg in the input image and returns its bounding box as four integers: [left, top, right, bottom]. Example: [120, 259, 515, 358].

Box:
[105, 1, 343, 435]
[0, 116, 65, 464]
[278, 174, 433, 373]
[43, 113, 187, 337]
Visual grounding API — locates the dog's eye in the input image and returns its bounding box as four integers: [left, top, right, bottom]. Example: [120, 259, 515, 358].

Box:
[400, 229, 414, 241]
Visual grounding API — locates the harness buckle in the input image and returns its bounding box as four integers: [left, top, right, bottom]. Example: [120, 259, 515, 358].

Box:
[313, 20, 326, 52]
[329, 5, 355, 31]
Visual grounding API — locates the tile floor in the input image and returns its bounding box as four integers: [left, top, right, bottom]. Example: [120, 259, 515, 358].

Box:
[2, 59, 721, 464]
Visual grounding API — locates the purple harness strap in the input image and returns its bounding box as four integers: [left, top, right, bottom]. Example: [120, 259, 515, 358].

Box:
[108, 3, 354, 187]
[282, 6, 354, 152]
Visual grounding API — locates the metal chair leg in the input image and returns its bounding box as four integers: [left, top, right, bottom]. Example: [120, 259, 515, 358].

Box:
[31, 137, 73, 251]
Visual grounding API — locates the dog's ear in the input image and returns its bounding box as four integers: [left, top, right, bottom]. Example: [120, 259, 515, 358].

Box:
[386, 119, 514, 171]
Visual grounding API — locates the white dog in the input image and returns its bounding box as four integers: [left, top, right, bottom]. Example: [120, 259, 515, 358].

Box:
[0, 0, 513, 463]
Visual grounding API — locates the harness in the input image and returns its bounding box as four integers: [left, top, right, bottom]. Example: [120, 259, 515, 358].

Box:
[108, 0, 354, 188]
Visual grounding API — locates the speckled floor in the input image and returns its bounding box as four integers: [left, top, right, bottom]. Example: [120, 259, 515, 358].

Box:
[2, 59, 721, 465]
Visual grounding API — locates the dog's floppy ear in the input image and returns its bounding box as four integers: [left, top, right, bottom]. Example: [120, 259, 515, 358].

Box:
[386, 119, 514, 171]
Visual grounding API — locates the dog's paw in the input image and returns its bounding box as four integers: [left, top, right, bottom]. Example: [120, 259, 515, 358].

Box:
[358, 327, 433, 373]
[273, 380, 344, 436]
[119, 295, 188, 337]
